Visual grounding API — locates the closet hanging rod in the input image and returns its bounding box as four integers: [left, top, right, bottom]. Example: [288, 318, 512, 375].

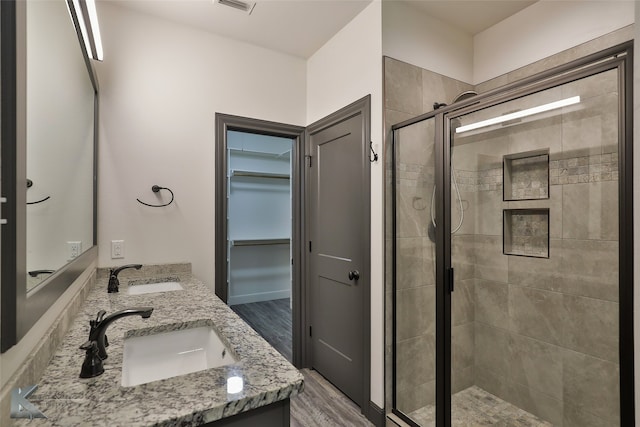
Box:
[231, 238, 290, 247]
[231, 170, 290, 180]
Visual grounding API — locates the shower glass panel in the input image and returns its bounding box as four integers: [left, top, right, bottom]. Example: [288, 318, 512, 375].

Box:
[393, 116, 437, 424]
[450, 68, 620, 426]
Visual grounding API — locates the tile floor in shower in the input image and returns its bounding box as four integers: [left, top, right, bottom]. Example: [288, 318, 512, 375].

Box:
[409, 386, 552, 427]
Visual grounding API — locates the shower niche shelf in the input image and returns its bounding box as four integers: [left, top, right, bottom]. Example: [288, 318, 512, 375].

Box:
[503, 150, 549, 201]
[503, 208, 549, 258]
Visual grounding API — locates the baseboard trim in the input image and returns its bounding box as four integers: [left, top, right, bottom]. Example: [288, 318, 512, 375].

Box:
[367, 401, 385, 427]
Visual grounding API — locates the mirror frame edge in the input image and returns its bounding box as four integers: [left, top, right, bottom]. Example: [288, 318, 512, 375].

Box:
[0, 0, 100, 352]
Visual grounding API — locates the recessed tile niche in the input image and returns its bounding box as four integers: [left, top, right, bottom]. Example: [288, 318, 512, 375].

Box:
[503, 209, 550, 258]
[503, 150, 549, 201]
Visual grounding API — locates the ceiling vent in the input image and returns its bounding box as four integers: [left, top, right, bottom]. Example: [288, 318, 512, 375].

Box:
[216, 0, 256, 15]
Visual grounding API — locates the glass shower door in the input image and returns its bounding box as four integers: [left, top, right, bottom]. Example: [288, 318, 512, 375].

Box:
[449, 66, 622, 426]
[393, 116, 438, 425]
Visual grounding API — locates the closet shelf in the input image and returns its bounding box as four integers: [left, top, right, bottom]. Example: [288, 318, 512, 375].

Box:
[231, 238, 290, 247]
[228, 148, 291, 158]
[231, 170, 290, 180]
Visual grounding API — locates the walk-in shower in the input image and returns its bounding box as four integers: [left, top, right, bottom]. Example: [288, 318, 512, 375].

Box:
[390, 43, 633, 426]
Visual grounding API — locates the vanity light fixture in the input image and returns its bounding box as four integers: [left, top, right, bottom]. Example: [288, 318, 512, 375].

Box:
[67, 0, 103, 61]
[216, 0, 257, 15]
[455, 95, 581, 134]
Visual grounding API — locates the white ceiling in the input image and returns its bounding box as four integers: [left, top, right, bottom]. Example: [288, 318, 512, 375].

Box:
[104, 0, 372, 58]
[404, 0, 537, 35]
[103, 0, 538, 59]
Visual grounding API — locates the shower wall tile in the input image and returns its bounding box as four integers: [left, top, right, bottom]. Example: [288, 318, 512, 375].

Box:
[452, 278, 475, 326]
[509, 334, 563, 400]
[422, 69, 473, 114]
[396, 333, 436, 387]
[396, 237, 431, 289]
[455, 190, 477, 235]
[396, 379, 435, 415]
[561, 68, 618, 101]
[384, 57, 423, 116]
[562, 295, 618, 363]
[507, 239, 562, 292]
[509, 285, 565, 345]
[452, 234, 476, 280]
[475, 323, 510, 374]
[452, 365, 474, 395]
[561, 93, 618, 157]
[474, 235, 508, 282]
[475, 190, 503, 235]
[474, 279, 509, 328]
[396, 285, 436, 341]
[562, 181, 618, 241]
[563, 402, 612, 427]
[508, 115, 562, 157]
[506, 378, 563, 426]
[560, 239, 618, 302]
[475, 73, 509, 94]
[452, 323, 474, 373]
[563, 349, 620, 423]
[474, 367, 510, 404]
[396, 182, 429, 238]
[396, 120, 435, 166]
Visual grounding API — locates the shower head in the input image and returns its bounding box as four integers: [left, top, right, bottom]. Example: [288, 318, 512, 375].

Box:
[452, 90, 478, 104]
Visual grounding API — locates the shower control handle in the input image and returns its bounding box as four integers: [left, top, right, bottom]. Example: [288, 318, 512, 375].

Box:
[348, 270, 360, 281]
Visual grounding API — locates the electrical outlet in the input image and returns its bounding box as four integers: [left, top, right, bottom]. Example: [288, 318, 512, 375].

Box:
[68, 241, 82, 259]
[111, 240, 124, 259]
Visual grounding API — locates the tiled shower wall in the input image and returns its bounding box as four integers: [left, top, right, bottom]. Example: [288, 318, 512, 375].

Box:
[385, 56, 474, 414]
[452, 73, 620, 424]
[385, 24, 632, 427]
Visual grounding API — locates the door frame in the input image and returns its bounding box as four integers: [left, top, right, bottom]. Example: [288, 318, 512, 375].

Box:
[390, 41, 634, 426]
[214, 113, 305, 368]
[303, 95, 373, 419]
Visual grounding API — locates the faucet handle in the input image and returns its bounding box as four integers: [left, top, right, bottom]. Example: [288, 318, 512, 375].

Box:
[79, 341, 104, 378]
[89, 310, 109, 348]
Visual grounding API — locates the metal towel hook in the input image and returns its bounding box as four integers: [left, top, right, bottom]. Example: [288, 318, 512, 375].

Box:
[369, 141, 378, 163]
[136, 185, 175, 208]
[26, 179, 51, 205]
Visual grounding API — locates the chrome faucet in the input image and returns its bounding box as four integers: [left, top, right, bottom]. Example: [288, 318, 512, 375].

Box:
[107, 264, 142, 293]
[88, 307, 153, 359]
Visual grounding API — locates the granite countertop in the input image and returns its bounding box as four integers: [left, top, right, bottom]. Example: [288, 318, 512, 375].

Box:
[17, 267, 304, 426]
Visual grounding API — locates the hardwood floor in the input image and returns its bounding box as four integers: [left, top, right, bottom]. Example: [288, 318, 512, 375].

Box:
[291, 369, 373, 427]
[231, 298, 292, 362]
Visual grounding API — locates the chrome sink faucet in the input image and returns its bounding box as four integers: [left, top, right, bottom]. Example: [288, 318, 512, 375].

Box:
[107, 264, 142, 293]
[88, 307, 153, 359]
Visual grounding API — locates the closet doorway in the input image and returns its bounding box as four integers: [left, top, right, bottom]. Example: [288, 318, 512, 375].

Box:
[215, 114, 305, 366]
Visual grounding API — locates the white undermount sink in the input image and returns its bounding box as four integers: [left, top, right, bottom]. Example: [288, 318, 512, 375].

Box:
[121, 324, 237, 387]
[127, 281, 183, 295]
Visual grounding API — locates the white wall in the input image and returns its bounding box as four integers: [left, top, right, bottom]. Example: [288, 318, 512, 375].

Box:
[94, 3, 306, 289]
[306, 1, 384, 408]
[382, 0, 473, 84]
[474, 0, 634, 83]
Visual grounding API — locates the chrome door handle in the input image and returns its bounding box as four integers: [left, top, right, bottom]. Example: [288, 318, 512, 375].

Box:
[348, 270, 360, 281]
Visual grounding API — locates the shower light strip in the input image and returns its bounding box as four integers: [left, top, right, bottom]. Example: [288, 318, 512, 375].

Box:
[68, 0, 103, 61]
[455, 96, 581, 134]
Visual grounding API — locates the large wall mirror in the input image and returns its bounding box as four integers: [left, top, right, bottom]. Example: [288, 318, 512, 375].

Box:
[1, 0, 98, 351]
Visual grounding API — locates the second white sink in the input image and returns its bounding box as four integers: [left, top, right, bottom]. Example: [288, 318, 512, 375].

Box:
[127, 281, 183, 295]
[121, 324, 237, 387]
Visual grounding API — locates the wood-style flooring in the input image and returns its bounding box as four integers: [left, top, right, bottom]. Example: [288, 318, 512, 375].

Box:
[231, 299, 372, 426]
[231, 298, 292, 362]
[291, 369, 373, 427]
